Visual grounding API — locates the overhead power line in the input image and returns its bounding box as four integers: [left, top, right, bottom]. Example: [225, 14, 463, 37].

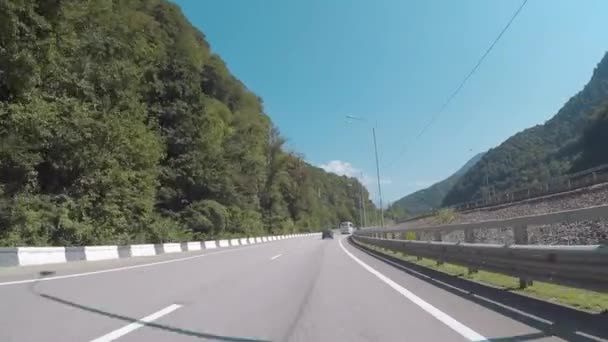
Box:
[388, 0, 528, 169]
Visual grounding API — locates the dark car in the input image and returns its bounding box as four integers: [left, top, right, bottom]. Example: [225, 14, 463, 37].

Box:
[321, 229, 334, 239]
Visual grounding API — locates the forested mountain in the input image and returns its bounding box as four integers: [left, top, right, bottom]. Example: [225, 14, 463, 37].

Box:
[387, 153, 483, 219]
[0, 0, 375, 246]
[444, 52, 608, 206]
[571, 104, 608, 172]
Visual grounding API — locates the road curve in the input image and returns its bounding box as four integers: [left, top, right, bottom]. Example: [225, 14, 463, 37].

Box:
[0, 235, 571, 341]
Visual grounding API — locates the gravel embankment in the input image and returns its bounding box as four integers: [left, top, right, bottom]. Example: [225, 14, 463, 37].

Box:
[410, 183, 608, 245]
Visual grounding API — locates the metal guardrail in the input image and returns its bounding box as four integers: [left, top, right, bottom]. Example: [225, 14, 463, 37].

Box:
[354, 205, 608, 292]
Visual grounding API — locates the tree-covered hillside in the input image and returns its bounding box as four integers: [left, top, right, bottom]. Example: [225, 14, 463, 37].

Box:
[571, 104, 608, 172]
[387, 153, 483, 219]
[444, 52, 608, 206]
[0, 0, 375, 246]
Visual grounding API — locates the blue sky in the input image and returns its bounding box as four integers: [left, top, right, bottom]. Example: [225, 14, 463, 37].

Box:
[172, 0, 608, 205]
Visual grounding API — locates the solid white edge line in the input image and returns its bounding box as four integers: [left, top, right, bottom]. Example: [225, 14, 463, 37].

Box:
[0, 254, 208, 287]
[574, 330, 608, 342]
[350, 240, 560, 327]
[338, 239, 487, 342]
[0, 240, 277, 287]
[89, 304, 182, 342]
[270, 254, 282, 260]
[353, 241, 557, 325]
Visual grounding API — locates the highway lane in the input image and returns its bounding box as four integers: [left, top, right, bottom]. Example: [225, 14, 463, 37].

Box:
[0, 234, 567, 341]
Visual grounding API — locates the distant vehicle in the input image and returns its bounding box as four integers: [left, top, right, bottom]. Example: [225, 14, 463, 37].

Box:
[321, 229, 334, 239]
[340, 221, 355, 234]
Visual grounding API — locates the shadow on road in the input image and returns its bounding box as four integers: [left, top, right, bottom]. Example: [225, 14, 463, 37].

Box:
[484, 331, 550, 341]
[348, 238, 608, 342]
[31, 271, 269, 342]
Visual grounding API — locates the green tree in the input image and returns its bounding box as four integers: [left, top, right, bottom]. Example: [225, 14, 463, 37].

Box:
[0, 0, 376, 246]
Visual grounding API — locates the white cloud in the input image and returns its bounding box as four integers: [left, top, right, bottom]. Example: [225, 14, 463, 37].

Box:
[319, 160, 392, 190]
[320, 160, 360, 178]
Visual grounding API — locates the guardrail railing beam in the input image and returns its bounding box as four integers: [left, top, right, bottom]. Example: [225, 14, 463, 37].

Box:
[351, 235, 608, 292]
[354, 204, 608, 292]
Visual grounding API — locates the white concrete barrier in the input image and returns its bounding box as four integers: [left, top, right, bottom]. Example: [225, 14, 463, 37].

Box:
[85, 246, 119, 261]
[163, 243, 182, 254]
[1, 230, 325, 269]
[18, 247, 66, 266]
[130, 244, 156, 257]
[204, 240, 217, 249]
[186, 242, 201, 251]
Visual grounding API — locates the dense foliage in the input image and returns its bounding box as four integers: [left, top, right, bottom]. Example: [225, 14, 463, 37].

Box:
[444, 52, 608, 206]
[387, 153, 483, 219]
[0, 0, 375, 246]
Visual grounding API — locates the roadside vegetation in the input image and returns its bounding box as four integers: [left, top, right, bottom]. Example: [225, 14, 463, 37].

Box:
[0, 0, 379, 246]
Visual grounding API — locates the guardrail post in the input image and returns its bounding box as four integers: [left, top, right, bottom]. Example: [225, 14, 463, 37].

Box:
[434, 231, 443, 265]
[415, 232, 423, 261]
[464, 229, 478, 274]
[513, 225, 533, 289]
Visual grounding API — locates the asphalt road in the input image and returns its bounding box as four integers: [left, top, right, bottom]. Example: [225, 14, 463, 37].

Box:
[0, 234, 573, 341]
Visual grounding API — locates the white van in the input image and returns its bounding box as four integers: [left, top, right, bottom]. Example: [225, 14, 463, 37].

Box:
[340, 221, 355, 234]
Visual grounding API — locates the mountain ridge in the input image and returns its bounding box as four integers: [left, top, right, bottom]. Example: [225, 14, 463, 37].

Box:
[388, 152, 484, 218]
[444, 51, 608, 206]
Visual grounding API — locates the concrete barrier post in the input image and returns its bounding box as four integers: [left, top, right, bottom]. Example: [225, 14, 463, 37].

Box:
[0, 248, 19, 267]
[514, 225, 533, 289]
[464, 228, 478, 274]
[18, 247, 67, 266]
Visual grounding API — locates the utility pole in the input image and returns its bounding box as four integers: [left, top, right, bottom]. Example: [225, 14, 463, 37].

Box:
[373, 127, 385, 228]
[345, 115, 384, 228]
[360, 172, 367, 227]
[358, 184, 365, 228]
